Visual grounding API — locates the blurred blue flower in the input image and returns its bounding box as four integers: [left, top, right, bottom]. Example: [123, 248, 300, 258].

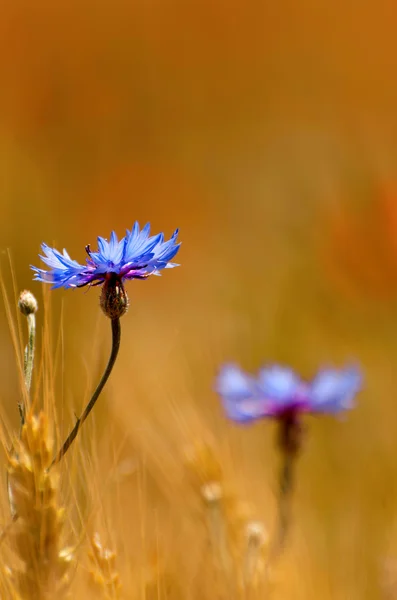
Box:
[216, 363, 362, 423]
[32, 223, 180, 289]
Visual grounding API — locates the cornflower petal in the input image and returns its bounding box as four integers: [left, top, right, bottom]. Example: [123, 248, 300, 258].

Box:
[309, 367, 362, 413]
[123, 226, 162, 265]
[31, 244, 87, 288]
[216, 364, 274, 422]
[216, 362, 362, 424]
[257, 365, 311, 415]
[122, 228, 180, 279]
[216, 364, 258, 399]
[258, 366, 304, 400]
[221, 397, 270, 423]
[31, 223, 180, 290]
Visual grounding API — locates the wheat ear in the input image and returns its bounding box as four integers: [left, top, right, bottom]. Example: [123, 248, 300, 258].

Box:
[88, 532, 121, 599]
[7, 411, 74, 599]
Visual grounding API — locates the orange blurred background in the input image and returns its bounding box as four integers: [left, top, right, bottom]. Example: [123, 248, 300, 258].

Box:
[1, 1, 397, 597]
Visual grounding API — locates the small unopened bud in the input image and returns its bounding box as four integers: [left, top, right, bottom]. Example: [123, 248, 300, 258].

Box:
[243, 521, 268, 586]
[18, 290, 38, 316]
[201, 481, 223, 504]
[245, 521, 268, 548]
[100, 274, 129, 319]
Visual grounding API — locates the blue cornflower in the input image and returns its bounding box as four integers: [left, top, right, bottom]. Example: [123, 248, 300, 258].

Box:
[216, 363, 362, 424]
[32, 223, 180, 289]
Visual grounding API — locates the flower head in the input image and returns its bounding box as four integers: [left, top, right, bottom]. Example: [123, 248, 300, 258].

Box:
[18, 290, 38, 316]
[216, 363, 362, 424]
[31, 223, 180, 290]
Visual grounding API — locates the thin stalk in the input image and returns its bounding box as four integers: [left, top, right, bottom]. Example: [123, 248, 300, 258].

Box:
[242, 522, 267, 590]
[24, 312, 36, 393]
[264, 450, 296, 586]
[201, 482, 235, 598]
[19, 306, 36, 424]
[273, 452, 294, 555]
[266, 414, 302, 571]
[51, 317, 121, 467]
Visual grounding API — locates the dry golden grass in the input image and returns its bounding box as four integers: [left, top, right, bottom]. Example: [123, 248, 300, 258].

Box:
[88, 533, 121, 598]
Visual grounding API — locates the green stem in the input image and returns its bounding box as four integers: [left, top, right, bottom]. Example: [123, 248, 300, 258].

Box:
[51, 317, 121, 467]
[25, 313, 36, 394]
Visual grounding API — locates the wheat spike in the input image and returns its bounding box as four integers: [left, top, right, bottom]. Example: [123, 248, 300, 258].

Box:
[7, 410, 74, 599]
[88, 532, 121, 598]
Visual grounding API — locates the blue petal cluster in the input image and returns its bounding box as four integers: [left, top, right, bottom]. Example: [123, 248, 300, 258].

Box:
[32, 223, 180, 289]
[216, 364, 362, 423]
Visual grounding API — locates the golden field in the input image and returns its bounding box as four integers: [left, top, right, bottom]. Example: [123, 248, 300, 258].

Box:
[0, 1, 397, 597]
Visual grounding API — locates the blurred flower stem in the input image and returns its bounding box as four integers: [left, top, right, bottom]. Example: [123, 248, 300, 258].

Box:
[265, 415, 302, 580]
[275, 447, 295, 554]
[51, 316, 121, 467]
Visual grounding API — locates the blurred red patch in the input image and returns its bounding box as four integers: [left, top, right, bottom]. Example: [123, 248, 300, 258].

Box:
[321, 187, 397, 303]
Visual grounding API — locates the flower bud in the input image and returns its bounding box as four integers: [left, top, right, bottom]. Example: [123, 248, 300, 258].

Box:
[99, 273, 129, 319]
[18, 290, 38, 316]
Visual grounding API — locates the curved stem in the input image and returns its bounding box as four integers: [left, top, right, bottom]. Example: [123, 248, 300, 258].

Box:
[51, 317, 121, 468]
